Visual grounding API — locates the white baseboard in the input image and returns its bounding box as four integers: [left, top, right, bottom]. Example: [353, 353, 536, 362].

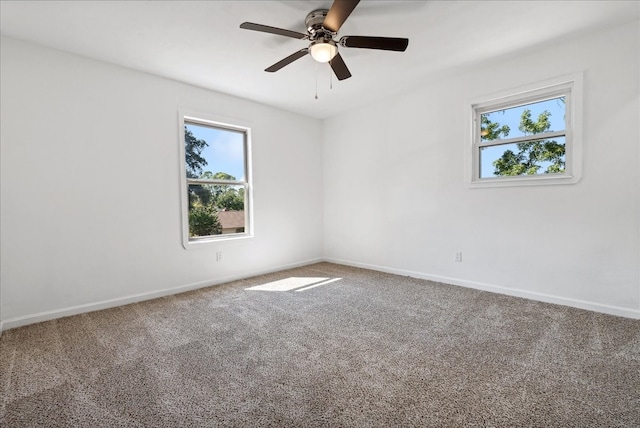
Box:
[323, 257, 640, 320]
[0, 258, 324, 333]
[3, 256, 637, 333]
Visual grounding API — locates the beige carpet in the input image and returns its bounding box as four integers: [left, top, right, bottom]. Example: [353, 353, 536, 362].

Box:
[1, 262, 639, 427]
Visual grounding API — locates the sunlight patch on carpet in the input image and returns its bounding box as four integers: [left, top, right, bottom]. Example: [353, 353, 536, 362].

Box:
[245, 277, 342, 292]
[295, 278, 342, 292]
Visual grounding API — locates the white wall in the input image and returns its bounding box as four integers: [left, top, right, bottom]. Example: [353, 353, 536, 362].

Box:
[2, 19, 639, 330]
[0, 37, 324, 329]
[323, 20, 640, 318]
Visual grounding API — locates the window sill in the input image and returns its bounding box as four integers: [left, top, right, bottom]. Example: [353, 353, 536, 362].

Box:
[469, 173, 581, 189]
[182, 232, 253, 250]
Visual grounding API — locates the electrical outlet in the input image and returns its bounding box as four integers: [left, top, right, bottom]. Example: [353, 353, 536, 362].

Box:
[455, 251, 463, 262]
[216, 251, 222, 262]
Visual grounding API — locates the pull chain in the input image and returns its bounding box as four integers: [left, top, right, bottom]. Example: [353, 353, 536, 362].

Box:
[329, 65, 333, 90]
[315, 61, 319, 100]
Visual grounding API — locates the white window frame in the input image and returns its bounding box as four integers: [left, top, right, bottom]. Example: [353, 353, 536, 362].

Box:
[468, 73, 583, 188]
[178, 112, 253, 249]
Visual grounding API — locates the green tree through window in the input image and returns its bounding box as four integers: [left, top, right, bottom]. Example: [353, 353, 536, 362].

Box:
[479, 97, 566, 178]
[470, 75, 581, 187]
[182, 119, 249, 242]
[184, 127, 221, 237]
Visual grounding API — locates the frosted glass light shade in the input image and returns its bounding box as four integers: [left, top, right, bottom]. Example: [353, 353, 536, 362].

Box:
[310, 42, 337, 63]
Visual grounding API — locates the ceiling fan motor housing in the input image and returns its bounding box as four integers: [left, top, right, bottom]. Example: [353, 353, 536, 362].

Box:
[306, 9, 334, 41]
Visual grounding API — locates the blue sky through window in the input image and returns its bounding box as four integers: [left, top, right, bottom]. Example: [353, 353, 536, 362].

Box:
[480, 97, 565, 177]
[186, 123, 245, 181]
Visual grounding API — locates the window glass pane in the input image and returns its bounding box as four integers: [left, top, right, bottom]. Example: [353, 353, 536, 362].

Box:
[184, 122, 245, 181]
[481, 97, 565, 142]
[188, 184, 245, 238]
[479, 137, 566, 178]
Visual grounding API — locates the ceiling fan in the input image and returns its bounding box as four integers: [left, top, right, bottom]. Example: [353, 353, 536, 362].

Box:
[239, 0, 409, 81]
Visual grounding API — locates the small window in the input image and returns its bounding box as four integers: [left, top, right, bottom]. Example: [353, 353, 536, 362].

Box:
[179, 114, 252, 247]
[470, 74, 582, 187]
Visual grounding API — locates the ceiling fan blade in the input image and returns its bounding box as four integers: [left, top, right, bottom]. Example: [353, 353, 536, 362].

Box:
[341, 36, 409, 51]
[240, 22, 308, 40]
[329, 53, 352, 80]
[323, 0, 360, 33]
[265, 49, 309, 72]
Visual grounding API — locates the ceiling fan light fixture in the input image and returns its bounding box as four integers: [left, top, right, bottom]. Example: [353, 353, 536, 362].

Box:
[310, 41, 337, 63]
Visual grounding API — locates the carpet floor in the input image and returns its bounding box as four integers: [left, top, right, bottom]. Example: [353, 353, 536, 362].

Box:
[1, 262, 639, 427]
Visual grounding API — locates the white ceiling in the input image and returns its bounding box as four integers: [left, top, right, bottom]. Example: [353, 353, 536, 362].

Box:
[1, 1, 638, 119]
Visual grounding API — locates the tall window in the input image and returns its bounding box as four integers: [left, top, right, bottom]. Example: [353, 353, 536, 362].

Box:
[470, 74, 582, 187]
[179, 115, 252, 246]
